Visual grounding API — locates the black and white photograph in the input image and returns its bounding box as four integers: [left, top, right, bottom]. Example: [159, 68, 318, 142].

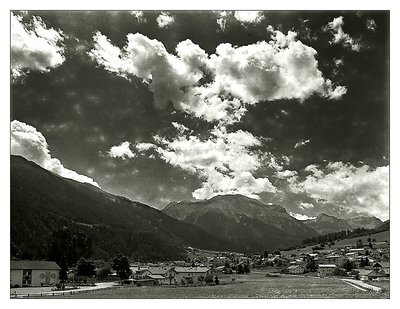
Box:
[6, 3, 394, 302]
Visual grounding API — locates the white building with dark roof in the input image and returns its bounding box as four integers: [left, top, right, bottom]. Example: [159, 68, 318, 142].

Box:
[11, 260, 60, 287]
[318, 264, 337, 277]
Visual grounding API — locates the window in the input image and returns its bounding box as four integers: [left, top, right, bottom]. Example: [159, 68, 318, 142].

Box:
[22, 269, 32, 285]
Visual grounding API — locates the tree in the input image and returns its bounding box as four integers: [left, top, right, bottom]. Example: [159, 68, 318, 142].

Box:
[76, 258, 96, 278]
[263, 250, 268, 258]
[198, 275, 205, 284]
[236, 264, 244, 274]
[243, 263, 250, 274]
[360, 257, 370, 268]
[205, 274, 214, 285]
[48, 228, 93, 270]
[306, 257, 317, 272]
[168, 273, 175, 285]
[59, 255, 68, 282]
[333, 268, 347, 276]
[214, 276, 220, 285]
[343, 260, 354, 272]
[96, 265, 111, 281]
[112, 254, 132, 280]
[356, 239, 363, 249]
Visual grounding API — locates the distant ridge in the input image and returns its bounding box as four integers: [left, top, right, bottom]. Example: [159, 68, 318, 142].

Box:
[162, 194, 319, 252]
[303, 213, 383, 235]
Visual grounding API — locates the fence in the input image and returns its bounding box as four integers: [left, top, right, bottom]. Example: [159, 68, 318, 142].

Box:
[11, 286, 118, 298]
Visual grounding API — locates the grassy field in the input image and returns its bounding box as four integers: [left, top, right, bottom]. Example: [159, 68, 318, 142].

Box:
[45, 271, 389, 299]
[282, 230, 390, 255]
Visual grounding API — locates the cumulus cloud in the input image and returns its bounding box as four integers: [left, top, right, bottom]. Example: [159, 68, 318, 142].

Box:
[288, 162, 389, 220]
[132, 125, 277, 200]
[11, 12, 65, 80]
[294, 139, 311, 149]
[11, 120, 99, 187]
[366, 18, 377, 31]
[89, 33, 208, 110]
[234, 11, 265, 25]
[323, 16, 361, 51]
[130, 11, 146, 23]
[289, 212, 316, 221]
[108, 141, 135, 159]
[156, 12, 175, 28]
[89, 29, 346, 124]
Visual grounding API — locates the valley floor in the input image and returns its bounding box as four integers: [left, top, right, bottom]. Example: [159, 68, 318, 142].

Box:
[35, 271, 389, 299]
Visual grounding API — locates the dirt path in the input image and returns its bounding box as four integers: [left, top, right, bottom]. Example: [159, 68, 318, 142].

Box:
[341, 280, 367, 291]
[341, 279, 381, 292]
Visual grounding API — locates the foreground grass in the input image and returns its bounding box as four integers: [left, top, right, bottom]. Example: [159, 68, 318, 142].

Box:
[46, 272, 389, 299]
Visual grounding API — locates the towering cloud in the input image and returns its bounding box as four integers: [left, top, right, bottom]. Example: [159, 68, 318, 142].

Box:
[89, 29, 347, 124]
[288, 162, 389, 220]
[11, 12, 65, 80]
[11, 120, 99, 187]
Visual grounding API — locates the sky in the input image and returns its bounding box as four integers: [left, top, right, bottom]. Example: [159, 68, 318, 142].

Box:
[10, 10, 389, 221]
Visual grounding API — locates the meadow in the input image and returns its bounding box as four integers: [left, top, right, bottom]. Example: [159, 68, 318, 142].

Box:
[47, 271, 389, 299]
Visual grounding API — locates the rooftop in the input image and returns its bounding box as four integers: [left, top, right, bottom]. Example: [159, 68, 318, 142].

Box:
[11, 260, 60, 270]
[318, 264, 337, 268]
[174, 267, 209, 273]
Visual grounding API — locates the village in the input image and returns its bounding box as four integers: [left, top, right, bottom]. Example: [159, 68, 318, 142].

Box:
[10, 237, 390, 297]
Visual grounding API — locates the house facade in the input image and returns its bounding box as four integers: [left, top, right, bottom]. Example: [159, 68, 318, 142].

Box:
[11, 261, 60, 287]
[323, 255, 347, 267]
[173, 267, 209, 284]
[318, 264, 337, 277]
[130, 268, 152, 280]
[287, 265, 306, 274]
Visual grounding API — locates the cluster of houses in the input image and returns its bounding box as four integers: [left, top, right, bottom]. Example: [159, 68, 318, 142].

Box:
[274, 241, 390, 281]
[183, 240, 390, 282]
[128, 265, 211, 286]
[10, 241, 390, 288]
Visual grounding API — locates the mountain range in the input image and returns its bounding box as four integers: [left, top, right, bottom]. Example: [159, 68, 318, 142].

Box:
[11, 155, 385, 261]
[162, 195, 319, 252]
[302, 213, 382, 235]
